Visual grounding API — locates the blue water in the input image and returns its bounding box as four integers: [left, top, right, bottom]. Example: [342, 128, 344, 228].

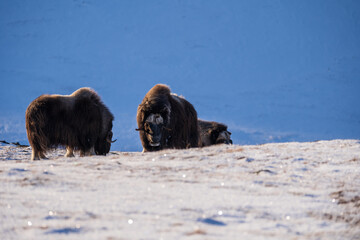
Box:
[1, 1, 359, 151]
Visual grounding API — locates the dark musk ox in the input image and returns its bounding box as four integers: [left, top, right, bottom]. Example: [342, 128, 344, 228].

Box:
[198, 119, 232, 147]
[136, 84, 200, 152]
[25, 87, 116, 160]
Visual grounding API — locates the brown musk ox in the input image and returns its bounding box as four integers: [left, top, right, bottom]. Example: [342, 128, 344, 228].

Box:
[136, 84, 200, 152]
[198, 119, 232, 147]
[25, 87, 116, 160]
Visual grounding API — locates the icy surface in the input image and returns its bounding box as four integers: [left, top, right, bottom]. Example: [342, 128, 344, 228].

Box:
[1, 140, 359, 239]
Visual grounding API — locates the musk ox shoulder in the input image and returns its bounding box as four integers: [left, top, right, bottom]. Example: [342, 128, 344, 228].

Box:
[136, 84, 200, 152]
[25, 87, 116, 160]
[198, 119, 232, 147]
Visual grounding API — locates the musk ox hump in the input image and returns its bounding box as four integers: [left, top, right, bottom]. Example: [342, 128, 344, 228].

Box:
[71, 87, 96, 97]
[146, 84, 171, 98]
[138, 84, 172, 118]
[71, 87, 102, 103]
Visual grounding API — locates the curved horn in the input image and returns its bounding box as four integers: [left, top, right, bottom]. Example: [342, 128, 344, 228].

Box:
[106, 131, 116, 143]
[162, 126, 172, 131]
[108, 138, 117, 143]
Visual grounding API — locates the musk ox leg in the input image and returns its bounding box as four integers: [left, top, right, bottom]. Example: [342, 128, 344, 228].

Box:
[90, 146, 95, 156]
[40, 152, 47, 159]
[80, 147, 95, 157]
[31, 149, 40, 161]
[80, 150, 85, 157]
[31, 149, 46, 160]
[65, 147, 75, 158]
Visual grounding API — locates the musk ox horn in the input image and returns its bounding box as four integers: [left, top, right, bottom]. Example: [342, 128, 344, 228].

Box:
[106, 131, 117, 143]
[162, 126, 172, 131]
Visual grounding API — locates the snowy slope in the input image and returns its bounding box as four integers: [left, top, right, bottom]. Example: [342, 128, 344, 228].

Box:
[1, 1, 360, 151]
[1, 140, 359, 239]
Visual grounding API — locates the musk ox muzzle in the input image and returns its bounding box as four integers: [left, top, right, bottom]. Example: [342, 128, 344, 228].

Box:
[144, 113, 164, 147]
[215, 131, 233, 145]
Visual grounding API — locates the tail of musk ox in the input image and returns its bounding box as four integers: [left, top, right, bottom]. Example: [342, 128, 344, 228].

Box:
[25, 87, 116, 160]
[198, 119, 232, 147]
[136, 84, 200, 152]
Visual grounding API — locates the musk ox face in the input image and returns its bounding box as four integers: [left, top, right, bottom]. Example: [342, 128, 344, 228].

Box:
[95, 130, 116, 155]
[214, 130, 232, 144]
[144, 113, 164, 147]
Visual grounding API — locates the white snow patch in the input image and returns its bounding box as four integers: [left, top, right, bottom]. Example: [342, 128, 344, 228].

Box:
[0, 140, 359, 239]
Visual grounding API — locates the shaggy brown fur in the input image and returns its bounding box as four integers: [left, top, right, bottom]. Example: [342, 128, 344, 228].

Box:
[198, 119, 232, 147]
[136, 84, 200, 152]
[25, 88, 115, 160]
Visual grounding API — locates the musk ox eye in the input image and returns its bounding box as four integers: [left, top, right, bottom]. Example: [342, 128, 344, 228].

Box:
[155, 115, 163, 124]
[146, 114, 155, 123]
[107, 131, 113, 139]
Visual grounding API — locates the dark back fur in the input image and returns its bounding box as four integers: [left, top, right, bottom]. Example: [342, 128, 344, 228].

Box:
[137, 84, 200, 151]
[25, 88, 114, 155]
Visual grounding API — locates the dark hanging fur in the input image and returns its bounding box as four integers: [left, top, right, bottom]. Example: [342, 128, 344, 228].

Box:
[136, 84, 200, 152]
[25, 88, 115, 160]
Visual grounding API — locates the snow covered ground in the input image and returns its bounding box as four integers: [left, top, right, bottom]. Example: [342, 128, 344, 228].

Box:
[1, 140, 359, 239]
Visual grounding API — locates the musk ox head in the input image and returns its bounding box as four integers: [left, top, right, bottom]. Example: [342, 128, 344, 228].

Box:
[143, 113, 164, 147]
[71, 88, 117, 156]
[94, 103, 116, 155]
[215, 130, 232, 144]
[136, 92, 171, 151]
[198, 119, 232, 147]
[95, 129, 116, 155]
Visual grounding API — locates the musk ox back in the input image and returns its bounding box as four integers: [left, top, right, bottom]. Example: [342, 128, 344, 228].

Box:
[198, 119, 232, 147]
[25, 87, 116, 160]
[136, 84, 200, 152]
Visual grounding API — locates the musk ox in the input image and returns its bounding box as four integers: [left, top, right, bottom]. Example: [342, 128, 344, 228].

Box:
[198, 119, 232, 147]
[25, 87, 116, 160]
[136, 84, 200, 152]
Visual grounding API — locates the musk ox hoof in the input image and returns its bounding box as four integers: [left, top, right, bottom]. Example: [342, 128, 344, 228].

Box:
[65, 147, 75, 158]
[31, 156, 40, 161]
[65, 152, 75, 157]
